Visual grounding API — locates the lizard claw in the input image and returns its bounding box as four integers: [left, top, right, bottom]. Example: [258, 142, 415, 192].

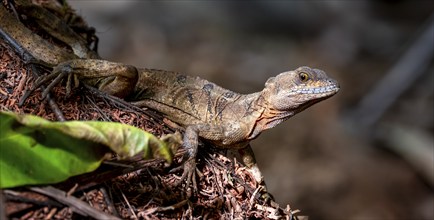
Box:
[41, 62, 79, 98]
[171, 158, 198, 194]
[19, 62, 78, 106]
[19, 65, 56, 106]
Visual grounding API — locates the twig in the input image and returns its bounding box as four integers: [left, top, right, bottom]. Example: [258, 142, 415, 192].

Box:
[100, 186, 120, 217]
[3, 189, 63, 208]
[120, 189, 137, 219]
[29, 186, 121, 220]
[6, 0, 20, 21]
[157, 199, 188, 211]
[84, 93, 111, 121]
[45, 91, 65, 121]
[66, 184, 78, 197]
[44, 207, 57, 220]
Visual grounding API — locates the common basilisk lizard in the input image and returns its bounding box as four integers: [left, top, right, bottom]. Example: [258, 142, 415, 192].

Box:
[0, 2, 340, 193]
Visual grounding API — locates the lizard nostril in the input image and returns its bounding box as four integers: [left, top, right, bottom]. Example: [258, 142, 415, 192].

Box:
[326, 79, 340, 89]
[327, 79, 336, 84]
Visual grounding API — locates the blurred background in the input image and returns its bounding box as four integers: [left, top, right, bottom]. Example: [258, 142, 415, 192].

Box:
[69, 1, 433, 219]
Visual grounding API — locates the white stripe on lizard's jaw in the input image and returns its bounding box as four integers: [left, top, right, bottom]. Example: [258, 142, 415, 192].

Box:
[288, 83, 339, 95]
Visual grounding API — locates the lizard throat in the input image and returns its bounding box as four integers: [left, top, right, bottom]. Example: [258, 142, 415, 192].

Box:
[247, 106, 295, 140]
[261, 108, 295, 130]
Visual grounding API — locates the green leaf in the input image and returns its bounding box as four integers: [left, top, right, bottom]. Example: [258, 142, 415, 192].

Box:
[0, 111, 177, 188]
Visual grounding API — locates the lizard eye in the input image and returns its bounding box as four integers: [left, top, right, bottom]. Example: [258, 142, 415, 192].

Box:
[299, 72, 309, 82]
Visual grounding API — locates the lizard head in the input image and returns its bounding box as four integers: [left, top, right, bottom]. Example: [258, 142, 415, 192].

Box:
[263, 66, 339, 113]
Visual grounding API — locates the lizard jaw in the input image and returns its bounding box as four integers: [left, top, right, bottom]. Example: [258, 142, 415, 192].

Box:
[285, 81, 340, 107]
[288, 82, 340, 97]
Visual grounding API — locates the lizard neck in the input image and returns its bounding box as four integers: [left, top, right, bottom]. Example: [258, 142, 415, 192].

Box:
[246, 91, 296, 140]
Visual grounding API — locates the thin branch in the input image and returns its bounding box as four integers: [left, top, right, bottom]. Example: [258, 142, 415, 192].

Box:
[29, 186, 121, 220]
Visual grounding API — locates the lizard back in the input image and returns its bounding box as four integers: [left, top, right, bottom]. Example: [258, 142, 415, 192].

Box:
[129, 69, 249, 127]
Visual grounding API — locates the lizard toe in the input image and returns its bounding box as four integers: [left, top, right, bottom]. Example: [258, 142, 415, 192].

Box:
[172, 159, 198, 194]
[41, 71, 68, 98]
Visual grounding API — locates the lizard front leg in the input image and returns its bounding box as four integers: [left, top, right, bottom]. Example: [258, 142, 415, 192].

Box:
[171, 122, 269, 197]
[171, 123, 228, 193]
[172, 125, 201, 193]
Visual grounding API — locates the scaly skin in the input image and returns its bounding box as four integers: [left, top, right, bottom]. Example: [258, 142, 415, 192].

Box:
[0, 2, 339, 194]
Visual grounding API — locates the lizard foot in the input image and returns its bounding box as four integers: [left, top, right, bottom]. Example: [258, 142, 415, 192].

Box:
[19, 62, 78, 106]
[171, 158, 198, 195]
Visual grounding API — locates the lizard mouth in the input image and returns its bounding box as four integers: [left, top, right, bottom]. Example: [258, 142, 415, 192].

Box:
[289, 83, 340, 96]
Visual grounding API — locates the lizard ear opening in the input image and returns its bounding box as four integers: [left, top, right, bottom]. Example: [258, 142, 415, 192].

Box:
[264, 77, 275, 87]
